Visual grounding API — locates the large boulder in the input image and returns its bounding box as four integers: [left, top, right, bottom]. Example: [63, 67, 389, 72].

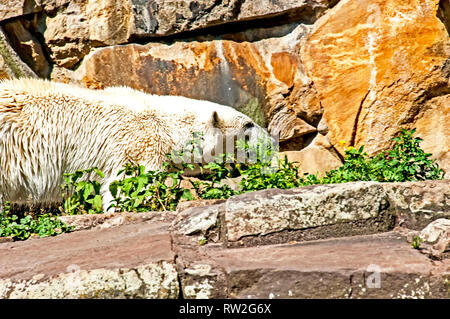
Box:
[173, 180, 450, 247]
[0, 0, 336, 69]
[301, 0, 450, 172]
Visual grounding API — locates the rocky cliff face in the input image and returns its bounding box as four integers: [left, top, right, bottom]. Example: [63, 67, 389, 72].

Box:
[0, 0, 448, 175]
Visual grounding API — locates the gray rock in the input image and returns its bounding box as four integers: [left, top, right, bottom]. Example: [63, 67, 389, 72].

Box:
[384, 180, 450, 230]
[173, 180, 450, 247]
[173, 181, 397, 247]
[419, 218, 450, 259]
[225, 182, 391, 242]
[174, 204, 221, 236]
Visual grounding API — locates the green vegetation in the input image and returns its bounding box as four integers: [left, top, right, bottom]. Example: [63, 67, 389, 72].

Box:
[0, 202, 73, 241]
[190, 153, 237, 200]
[61, 167, 105, 215]
[0, 128, 444, 241]
[315, 128, 445, 184]
[411, 236, 421, 250]
[236, 138, 303, 192]
[108, 162, 194, 212]
[59, 128, 446, 214]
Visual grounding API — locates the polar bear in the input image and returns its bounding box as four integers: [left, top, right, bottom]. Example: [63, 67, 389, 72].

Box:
[0, 78, 270, 212]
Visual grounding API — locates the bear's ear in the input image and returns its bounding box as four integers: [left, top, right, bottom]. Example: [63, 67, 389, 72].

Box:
[212, 111, 220, 127]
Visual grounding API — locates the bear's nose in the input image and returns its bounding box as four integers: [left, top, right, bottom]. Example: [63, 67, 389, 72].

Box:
[243, 122, 255, 130]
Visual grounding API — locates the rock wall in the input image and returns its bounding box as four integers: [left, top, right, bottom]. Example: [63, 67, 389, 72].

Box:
[0, 0, 448, 175]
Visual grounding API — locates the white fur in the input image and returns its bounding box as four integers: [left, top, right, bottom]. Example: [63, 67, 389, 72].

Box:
[0, 78, 267, 212]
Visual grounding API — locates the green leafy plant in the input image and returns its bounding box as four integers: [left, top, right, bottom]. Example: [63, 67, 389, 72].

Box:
[411, 236, 421, 249]
[109, 162, 194, 212]
[57, 128, 444, 215]
[233, 137, 302, 193]
[378, 128, 444, 181]
[0, 202, 73, 241]
[317, 128, 445, 184]
[169, 132, 238, 200]
[222, 128, 444, 191]
[239, 154, 302, 192]
[191, 153, 237, 199]
[62, 167, 105, 214]
[313, 145, 379, 185]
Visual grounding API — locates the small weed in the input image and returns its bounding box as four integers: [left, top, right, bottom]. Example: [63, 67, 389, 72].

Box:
[411, 236, 421, 249]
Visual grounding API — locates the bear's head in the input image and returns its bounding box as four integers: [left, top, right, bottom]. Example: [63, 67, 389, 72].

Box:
[158, 97, 276, 167]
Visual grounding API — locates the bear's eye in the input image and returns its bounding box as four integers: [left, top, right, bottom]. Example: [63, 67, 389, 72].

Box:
[243, 122, 255, 130]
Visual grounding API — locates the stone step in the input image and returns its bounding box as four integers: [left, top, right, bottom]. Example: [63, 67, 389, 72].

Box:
[173, 180, 450, 247]
[0, 180, 448, 298]
[1, 223, 448, 298]
[0, 220, 178, 298]
[175, 232, 450, 299]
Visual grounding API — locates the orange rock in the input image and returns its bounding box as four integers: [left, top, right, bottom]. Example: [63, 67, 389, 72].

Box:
[278, 134, 342, 176]
[413, 94, 450, 178]
[301, 0, 449, 173]
[44, 0, 448, 176]
[271, 52, 298, 87]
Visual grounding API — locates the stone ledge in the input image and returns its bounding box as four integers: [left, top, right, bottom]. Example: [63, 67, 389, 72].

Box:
[0, 219, 179, 298]
[0, 261, 178, 299]
[0, 220, 175, 282]
[173, 180, 450, 248]
[1, 180, 449, 298]
[57, 210, 177, 231]
[174, 232, 450, 299]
